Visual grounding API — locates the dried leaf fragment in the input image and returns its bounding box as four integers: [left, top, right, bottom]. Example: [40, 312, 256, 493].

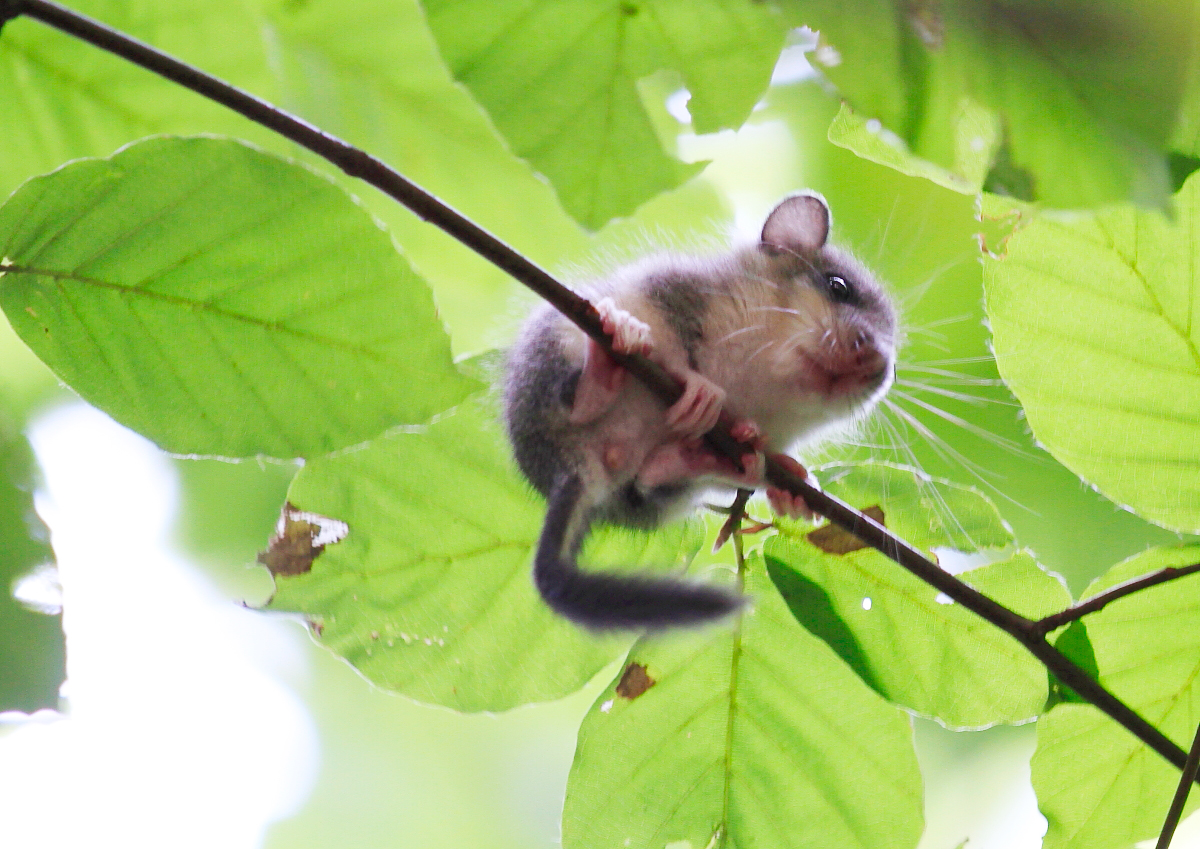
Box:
[258, 501, 349, 577]
[806, 506, 886, 555]
[615, 662, 655, 699]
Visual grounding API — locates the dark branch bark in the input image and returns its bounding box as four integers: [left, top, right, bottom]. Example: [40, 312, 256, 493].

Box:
[1157, 720, 1200, 849]
[7, 0, 1196, 777]
[1036, 563, 1200, 634]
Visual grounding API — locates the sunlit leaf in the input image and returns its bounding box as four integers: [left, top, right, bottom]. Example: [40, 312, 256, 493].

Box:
[268, 397, 714, 712]
[984, 172, 1200, 533]
[767, 463, 1070, 727]
[827, 101, 998, 196]
[1032, 544, 1200, 849]
[562, 555, 923, 849]
[259, 0, 593, 351]
[422, 0, 785, 228]
[801, 0, 1190, 207]
[0, 136, 477, 458]
[0, 0, 278, 197]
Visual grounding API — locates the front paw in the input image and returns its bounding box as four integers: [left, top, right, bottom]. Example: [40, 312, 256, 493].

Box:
[665, 371, 726, 436]
[766, 456, 817, 521]
[595, 297, 652, 356]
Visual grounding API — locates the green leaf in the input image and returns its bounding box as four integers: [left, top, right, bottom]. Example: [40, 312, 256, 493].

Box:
[0, 417, 63, 713]
[422, 0, 785, 228]
[267, 396, 713, 712]
[983, 172, 1200, 533]
[804, 0, 1190, 207]
[562, 556, 923, 849]
[258, 0, 593, 351]
[0, 136, 477, 458]
[827, 101, 998, 196]
[767, 463, 1071, 727]
[1032, 544, 1200, 849]
[0, 0, 280, 197]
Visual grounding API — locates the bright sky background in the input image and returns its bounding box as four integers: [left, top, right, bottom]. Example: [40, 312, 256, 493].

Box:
[0, 402, 318, 849]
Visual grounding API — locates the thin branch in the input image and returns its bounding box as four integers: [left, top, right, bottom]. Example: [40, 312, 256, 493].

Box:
[1157, 720, 1200, 849]
[1036, 563, 1200, 634]
[6, 0, 1197, 777]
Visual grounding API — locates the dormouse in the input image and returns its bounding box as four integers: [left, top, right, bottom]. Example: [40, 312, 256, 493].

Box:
[503, 193, 896, 630]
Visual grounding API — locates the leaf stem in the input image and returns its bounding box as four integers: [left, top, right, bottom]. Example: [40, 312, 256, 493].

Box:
[720, 531, 748, 849]
[1035, 563, 1200, 634]
[1156, 720, 1200, 849]
[6, 0, 1196, 779]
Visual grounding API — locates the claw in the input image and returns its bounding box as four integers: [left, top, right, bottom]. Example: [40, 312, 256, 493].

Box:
[665, 372, 726, 436]
[595, 297, 652, 356]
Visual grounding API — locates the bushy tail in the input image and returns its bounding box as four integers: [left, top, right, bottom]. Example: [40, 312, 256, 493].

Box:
[534, 474, 744, 630]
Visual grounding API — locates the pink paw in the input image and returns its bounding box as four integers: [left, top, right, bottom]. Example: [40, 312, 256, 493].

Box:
[766, 455, 817, 521]
[730, 418, 763, 448]
[595, 297, 652, 356]
[665, 372, 726, 436]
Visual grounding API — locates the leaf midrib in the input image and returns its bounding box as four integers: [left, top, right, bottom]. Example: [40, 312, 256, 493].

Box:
[3, 264, 405, 364]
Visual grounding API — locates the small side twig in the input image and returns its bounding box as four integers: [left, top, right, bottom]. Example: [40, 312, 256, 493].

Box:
[1036, 563, 1200, 634]
[1156, 720, 1200, 849]
[712, 488, 753, 552]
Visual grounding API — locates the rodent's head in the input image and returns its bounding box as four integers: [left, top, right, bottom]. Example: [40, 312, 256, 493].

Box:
[758, 193, 897, 417]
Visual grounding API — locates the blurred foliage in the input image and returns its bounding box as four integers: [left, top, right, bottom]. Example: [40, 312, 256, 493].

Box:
[796, 0, 1195, 208]
[0, 412, 62, 713]
[1, 0, 1199, 847]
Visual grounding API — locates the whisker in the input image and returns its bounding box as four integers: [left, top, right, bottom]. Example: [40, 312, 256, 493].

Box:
[888, 388, 1031, 457]
[883, 399, 1000, 486]
[894, 379, 1020, 407]
[909, 355, 997, 366]
[873, 194, 903, 264]
[873, 407, 981, 548]
[747, 305, 803, 316]
[713, 324, 767, 346]
[745, 339, 778, 364]
[897, 257, 973, 312]
[919, 311, 975, 330]
[898, 364, 1005, 385]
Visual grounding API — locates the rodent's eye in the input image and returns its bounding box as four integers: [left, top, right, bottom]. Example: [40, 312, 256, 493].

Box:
[826, 274, 853, 303]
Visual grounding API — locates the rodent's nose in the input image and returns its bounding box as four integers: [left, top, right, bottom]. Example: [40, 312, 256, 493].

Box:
[852, 329, 871, 351]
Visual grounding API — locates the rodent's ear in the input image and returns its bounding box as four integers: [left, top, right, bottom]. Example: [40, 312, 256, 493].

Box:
[761, 192, 831, 255]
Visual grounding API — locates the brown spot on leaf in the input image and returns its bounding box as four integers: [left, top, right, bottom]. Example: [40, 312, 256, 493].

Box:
[807, 506, 886, 554]
[258, 501, 349, 577]
[307, 617, 325, 637]
[615, 662, 655, 699]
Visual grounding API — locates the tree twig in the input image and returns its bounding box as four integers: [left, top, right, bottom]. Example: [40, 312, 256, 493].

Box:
[713, 488, 753, 552]
[1157, 720, 1200, 848]
[1036, 563, 1200, 634]
[6, 0, 1197, 778]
